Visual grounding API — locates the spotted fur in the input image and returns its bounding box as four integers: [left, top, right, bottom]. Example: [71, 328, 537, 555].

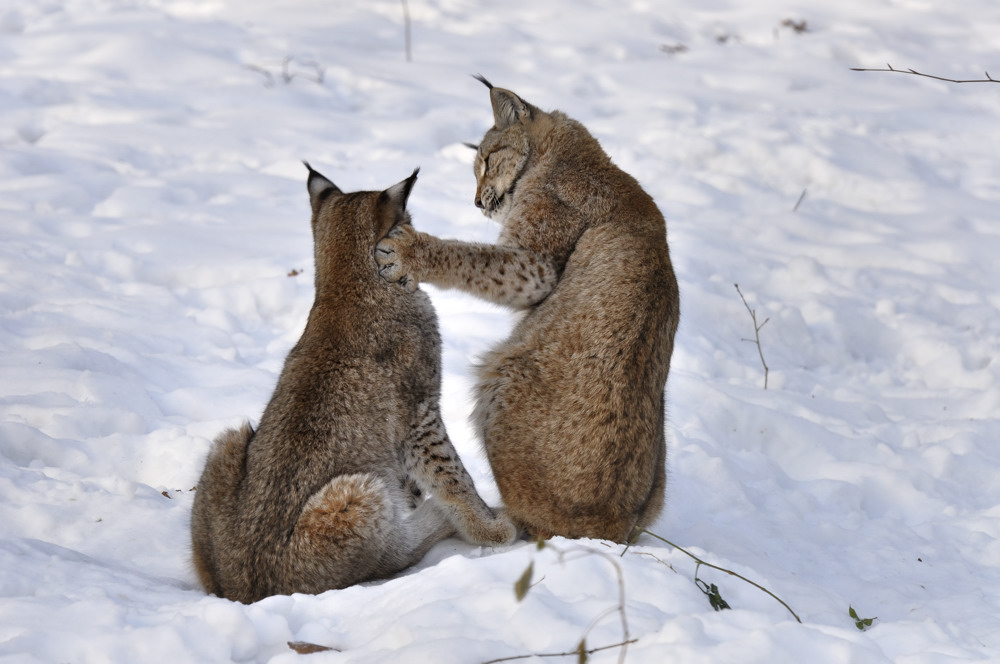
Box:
[376, 79, 680, 542]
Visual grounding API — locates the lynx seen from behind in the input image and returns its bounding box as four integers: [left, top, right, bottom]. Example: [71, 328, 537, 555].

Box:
[377, 77, 680, 543]
[190, 165, 516, 604]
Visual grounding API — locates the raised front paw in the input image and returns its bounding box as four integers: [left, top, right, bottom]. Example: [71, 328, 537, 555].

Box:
[375, 225, 420, 292]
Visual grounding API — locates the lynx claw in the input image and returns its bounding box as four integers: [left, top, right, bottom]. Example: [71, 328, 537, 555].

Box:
[398, 274, 419, 293]
[375, 253, 401, 281]
[377, 260, 418, 292]
[375, 227, 418, 290]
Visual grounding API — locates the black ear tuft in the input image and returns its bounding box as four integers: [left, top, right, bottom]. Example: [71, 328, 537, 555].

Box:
[463, 142, 480, 151]
[472, 73, 494, 90]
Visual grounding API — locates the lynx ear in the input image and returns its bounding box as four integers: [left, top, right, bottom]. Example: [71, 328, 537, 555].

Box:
[473, 74, 530, 130]
[378, 168, 419, 233]
[382, 168, 418, 208]
[303, 161, 342, 213]
[490, 87, 530, 130]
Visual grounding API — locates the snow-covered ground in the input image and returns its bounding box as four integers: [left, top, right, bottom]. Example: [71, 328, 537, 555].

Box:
[2, 0, 1000, 661]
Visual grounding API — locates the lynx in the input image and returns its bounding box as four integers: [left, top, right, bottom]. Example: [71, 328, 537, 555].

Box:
[376, 77, 680, 543]
[190, 165, 516, 603]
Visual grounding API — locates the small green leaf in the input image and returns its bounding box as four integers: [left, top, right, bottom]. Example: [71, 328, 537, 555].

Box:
[514, 562, 534, 602]
[696, 578, 731, 611]
[849, 606, 877, 631]
[576, 638, 588, 664]
[707, 583, 731, 611]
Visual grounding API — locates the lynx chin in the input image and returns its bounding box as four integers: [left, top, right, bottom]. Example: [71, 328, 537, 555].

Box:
[190, 165, 516, 603]
[376, 77, 680, 543]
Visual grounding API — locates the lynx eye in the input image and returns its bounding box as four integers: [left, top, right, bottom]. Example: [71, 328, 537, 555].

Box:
[482, 150, 501, 173]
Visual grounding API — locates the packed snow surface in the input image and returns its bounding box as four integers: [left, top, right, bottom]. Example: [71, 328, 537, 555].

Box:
[2, 1, 1000, 662]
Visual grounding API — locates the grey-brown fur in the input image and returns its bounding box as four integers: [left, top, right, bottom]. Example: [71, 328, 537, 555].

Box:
[376, 79, 680, 543]
[190, 165, 516, 603]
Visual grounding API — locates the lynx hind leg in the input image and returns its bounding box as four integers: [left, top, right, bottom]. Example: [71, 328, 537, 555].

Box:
[404, 402, 518, 546]
[191, 422, 254, 596]
[288, 473, 453, 592]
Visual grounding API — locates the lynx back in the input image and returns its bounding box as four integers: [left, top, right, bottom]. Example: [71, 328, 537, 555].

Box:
[190, 165, 515, 603]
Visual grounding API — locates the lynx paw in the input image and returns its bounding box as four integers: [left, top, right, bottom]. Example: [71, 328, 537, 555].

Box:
[375, 225, 420, 292]
[466, 508, 519, 546]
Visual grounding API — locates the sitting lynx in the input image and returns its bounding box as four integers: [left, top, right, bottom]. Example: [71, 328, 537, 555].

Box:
[190, 164, 516, 603]
[376, 77, 680, 543]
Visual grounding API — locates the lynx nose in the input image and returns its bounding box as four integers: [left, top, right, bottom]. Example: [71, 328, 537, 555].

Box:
[475, 197, 485, 209]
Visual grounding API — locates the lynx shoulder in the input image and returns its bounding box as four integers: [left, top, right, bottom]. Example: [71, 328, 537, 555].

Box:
[376, 78, 680, 542]
[190, 165, 515, 603]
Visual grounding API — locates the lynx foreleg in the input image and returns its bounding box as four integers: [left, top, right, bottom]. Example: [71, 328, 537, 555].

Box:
[402, 400, 518, 546]
[376, 225, 557, 309]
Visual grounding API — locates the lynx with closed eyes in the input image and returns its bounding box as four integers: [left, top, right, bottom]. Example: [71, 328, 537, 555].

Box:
[377, 77, 680, 543]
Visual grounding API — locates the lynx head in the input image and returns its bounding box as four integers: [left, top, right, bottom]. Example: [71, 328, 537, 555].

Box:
[470, 75, 546, 221]
[303, 162, 418, 286]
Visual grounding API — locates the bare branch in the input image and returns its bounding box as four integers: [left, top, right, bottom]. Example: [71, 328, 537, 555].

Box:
[297, 59, 325, 85]
[851, 63, 999, 84]
[792, 188, 807, 212]
[734, 284, 770, 389]
[637, 530, 802, 624]
[660, 43, 688, 55]
[401, 0, 413, 62]
[493, 541, 632, 664]
[482, 639, 639, 664]
[245, 64, 275, 88]
[247, 57, 324, 87]
[552, 544, 631, 664]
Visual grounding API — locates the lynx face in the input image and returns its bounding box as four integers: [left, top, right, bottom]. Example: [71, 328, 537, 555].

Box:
[473, 128, 528, 222]
[470, 75, 539, 223]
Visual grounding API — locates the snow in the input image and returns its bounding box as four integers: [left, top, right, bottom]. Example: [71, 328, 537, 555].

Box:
[2, 0, 1000, 661]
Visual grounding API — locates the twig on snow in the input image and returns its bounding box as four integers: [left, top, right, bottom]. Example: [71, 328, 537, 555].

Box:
[490, 540, 632, 664]
[792, 188, 807, 212]
[246, 64, 275, 87]
[851, 64, 999, 84]
[246, 57, 324, 87]
[282, 56, 325, 84]
[482, 639, 639, 664]
[632, 530, 802, 624]
[734, 283, 770, 389]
